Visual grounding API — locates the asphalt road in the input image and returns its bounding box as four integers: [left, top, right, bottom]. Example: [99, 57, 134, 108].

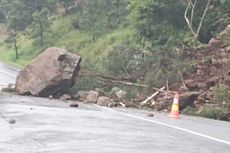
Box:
[0, 62, 19, 86]
[0, 61, 230, 153]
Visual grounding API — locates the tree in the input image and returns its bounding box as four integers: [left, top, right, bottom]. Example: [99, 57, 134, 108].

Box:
[59, 0, 76, 14]
[81, 0, 105, 42]
[0, 0, 11, 24]
[104, 0, 130, 29]
[31, 8, 51, 47]
[132, 0, 186, 49]
[27, 0, 57, 47]
[3, 0, 33, 59]
[184, 0, 211, 46]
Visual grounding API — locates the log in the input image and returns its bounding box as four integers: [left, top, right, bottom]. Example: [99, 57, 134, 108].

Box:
[119, 102, 126, 107]
[141, 86, 165, 106]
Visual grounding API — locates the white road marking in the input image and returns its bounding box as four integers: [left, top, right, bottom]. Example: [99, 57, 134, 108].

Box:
[102, 107, 230, 146]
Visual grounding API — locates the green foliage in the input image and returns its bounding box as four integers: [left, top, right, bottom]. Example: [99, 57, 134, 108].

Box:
[132, 0, 186, 48]
[197, 0, 230, 43]
[71, 0, 131, 41]
[70, 75, 103, 93]
[183, 106, 230, 121]
[106, 44, 143, 77]
[30, 8, 52, 47]
[213, 84, 230, 107]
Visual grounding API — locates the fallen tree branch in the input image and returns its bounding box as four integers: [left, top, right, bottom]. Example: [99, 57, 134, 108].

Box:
[108, 80, 176, 94]
[80, 69, 177, 93]
[119, 102, 126, 107]
[141, 86, 165, 106]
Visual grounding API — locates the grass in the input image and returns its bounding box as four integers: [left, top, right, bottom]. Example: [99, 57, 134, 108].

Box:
[0, 13, 135, 74]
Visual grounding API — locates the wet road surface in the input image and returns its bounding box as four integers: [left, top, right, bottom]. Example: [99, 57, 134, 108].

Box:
[0, 96, 230, 153]
[0, 62, 19, 86]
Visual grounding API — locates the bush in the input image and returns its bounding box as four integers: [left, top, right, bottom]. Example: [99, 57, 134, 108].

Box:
[183, 85, 230, 121]
[199, 106, 230, 121]
[213, 84, 230, 107]
[183, 106, 230, 121]
[106, 44, 143, 78]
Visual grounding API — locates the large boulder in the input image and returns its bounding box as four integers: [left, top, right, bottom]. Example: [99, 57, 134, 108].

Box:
[15, 47, 81, 97]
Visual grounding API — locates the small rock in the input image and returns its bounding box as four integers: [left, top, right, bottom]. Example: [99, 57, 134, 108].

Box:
[49, 95, 53, 99]
[70, 103, 79, 108]
[124, 102, 137, 108]
[60, 94, 71, 101]
[184, 79, 197, 89]
[86, 91, 99, 103]
[78, 91, 89, 101]
[108, 103, 114, 107]
[111, 87, 120, 93]
[9, 118, 16, 124]
[147, 113, 154, 117]
[1, 86, 15, 92]
[115, 90, 127, 99]
[208, 38, 221, 48]
[97, 96, 115, 107]
[197, 82, 207, 89]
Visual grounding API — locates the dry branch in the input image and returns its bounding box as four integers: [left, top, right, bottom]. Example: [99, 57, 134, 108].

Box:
[141, 86, 165, 106]
[184, 0, 211, 40]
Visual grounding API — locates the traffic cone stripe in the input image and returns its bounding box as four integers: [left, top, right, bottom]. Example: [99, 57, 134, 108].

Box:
[171, 105, 179, 111]
[173, 99, 179, 104]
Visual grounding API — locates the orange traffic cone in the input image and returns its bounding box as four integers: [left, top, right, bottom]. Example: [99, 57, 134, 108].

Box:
[169, 92, 180, 119]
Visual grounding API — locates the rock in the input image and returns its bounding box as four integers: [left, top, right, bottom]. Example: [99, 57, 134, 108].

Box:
[1, 84, 15, 92]
[15, 47, 81, 97]
[210, 66, 217, 76]
[86, 91, 99, 103]
[115, 90, 127, 99]
[207, 77, 219, 87]
[219, 24, 230, 39]
[78, 91, 89, 101]
[208, 38, 221, 48]
[179, 92, 199, 110]
[184, 79, 197, 89]
[147, 113, 154, 117]
[49, 95, 53, 100]
[220, 51, 228, 58]
[123, 101, 137, 108]
[224, 76, 230, 85]
[1, 87, 15, 92]
[95, 88, 105, 96]
[97, 96, 116, 107]
[60, 94, 71, 101]
[9, 118, 16, 124]
[225, 46, 230, 52]
[197, 82, 207, 89]
[156, 92, 199, 111]
[111, 87, 120, 93]
[108, 103, 114, 107]
[70, 103, 79, 108]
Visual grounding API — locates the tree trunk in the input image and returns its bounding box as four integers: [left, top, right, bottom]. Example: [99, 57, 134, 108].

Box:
[39, 21, 43, 47]
[13, 37, 18, 60]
